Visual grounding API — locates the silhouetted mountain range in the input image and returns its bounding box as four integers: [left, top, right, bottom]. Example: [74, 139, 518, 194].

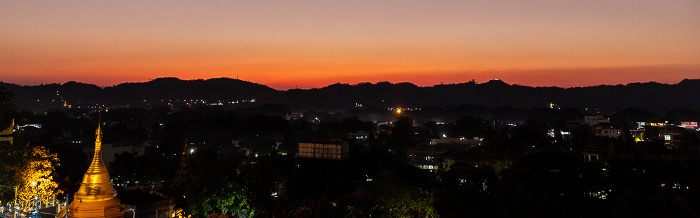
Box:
[2, 77, 700, 114]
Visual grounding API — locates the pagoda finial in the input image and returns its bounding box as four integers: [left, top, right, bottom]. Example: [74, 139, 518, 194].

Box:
[95, 116, 103, 152]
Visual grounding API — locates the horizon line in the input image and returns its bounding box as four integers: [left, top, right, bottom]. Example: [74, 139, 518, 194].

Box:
[2, 76, 698, 91]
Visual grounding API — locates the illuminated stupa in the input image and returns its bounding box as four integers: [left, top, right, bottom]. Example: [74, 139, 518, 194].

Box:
[66, 123, 124, 218]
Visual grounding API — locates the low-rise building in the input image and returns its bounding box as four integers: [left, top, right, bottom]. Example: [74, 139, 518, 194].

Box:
[430, 136, 481, 148]
[548, 129, 573, 141]
[584, 115, 610, 126]
[348, 131, 369, 140]
[118, 186, 175, 218]
[298, 141, 349, 160]
[440, 150, 516, 173]
[285, 112, 304, 121]
[581, 142, 602, 162]
[594, 125, 622, 138]
[659, 128, 682, 150]
[407, 145, 452, 172]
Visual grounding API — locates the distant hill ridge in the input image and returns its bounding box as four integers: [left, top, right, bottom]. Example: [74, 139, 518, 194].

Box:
[2, 77, 699, 114]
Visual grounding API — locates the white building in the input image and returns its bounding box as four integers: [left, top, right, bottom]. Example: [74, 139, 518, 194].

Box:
[101, 141, 146, 167]
[594, 126, 622, 138]
[584, 115, 610, 126]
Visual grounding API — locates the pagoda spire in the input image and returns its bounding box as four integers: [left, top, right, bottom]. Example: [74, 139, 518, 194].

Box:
[171, 139, 192, 190]
[64, 120, 123, 218]
[74, 120, 116, 202]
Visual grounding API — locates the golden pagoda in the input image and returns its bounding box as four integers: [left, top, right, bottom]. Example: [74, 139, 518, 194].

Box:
[64, 123, 124, 218]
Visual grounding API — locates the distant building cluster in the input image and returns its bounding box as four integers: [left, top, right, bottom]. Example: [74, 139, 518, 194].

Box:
[407, 136, 515, 174]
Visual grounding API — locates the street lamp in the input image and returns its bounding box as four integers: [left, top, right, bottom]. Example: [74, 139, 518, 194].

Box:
[14, 186, 17, 218]
[31, 181, 40, 218]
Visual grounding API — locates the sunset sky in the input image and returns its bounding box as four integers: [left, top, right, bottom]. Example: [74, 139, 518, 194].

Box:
[1, 0, 699, 90]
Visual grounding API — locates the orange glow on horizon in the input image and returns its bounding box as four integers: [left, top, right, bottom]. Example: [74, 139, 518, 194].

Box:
[3, 64, 698, 91]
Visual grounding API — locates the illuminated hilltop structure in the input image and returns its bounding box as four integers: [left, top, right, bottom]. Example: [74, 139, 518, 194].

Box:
[61, 124, 124, 218]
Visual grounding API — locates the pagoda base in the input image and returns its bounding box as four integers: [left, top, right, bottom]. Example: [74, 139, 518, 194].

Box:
[67, 198, 124, 218]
